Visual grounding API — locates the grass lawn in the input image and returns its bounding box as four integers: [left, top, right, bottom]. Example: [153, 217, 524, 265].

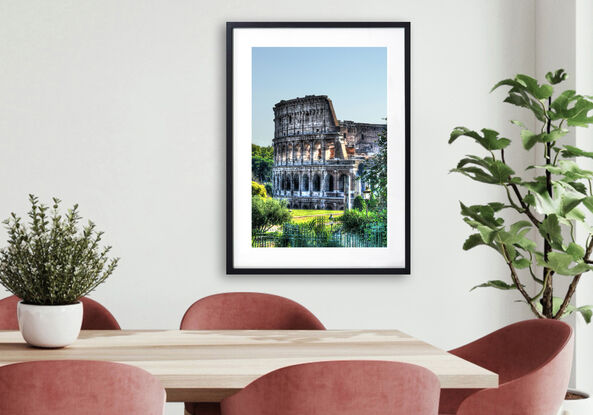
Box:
[289, 209, 343, 224]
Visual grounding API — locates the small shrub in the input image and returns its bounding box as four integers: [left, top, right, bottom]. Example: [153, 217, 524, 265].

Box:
[251, 181, 267, 198]
[252, 196, 291, 232]
[339, 209, 374, 234]
[352, 195, 366, 211]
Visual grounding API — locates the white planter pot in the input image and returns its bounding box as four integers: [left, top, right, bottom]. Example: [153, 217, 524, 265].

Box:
[558, 389, 593, 415]
[17, 301, 83, 348]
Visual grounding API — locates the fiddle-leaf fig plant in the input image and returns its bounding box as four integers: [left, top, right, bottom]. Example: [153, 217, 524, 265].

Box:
[0, 195, 119, 305]
[450, 69, 593, 322]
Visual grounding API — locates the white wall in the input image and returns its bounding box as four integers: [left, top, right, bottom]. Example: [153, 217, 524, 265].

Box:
[0, 0, 538, 412]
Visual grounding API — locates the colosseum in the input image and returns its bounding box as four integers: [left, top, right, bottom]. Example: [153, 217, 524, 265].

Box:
[272, 95, 386, 210]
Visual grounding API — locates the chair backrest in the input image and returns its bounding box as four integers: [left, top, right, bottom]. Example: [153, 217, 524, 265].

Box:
[449, 319, 574, 415]
[0, 295, 19, 329]
[80, 297, 121, 330]
[221, 360, 440, 415]
[449, 319, 572, 383]
[0, 360, 165, 415]
[439, 319, 573, 415]
[0, 295, 120, 330]
[180, 292, 325, 330]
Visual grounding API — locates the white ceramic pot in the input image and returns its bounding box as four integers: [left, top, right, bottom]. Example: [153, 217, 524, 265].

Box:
[17, 301, 83, 348]
[558, 389, 593, 415]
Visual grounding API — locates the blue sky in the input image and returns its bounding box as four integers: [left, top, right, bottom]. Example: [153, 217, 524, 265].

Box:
[252, 47, 387, 146]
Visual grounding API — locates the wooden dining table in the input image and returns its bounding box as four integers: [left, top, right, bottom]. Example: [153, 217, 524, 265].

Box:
[0, 329, 498, 402]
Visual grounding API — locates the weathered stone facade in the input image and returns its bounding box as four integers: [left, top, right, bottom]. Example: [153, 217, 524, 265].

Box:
[272, 95, 385, 210]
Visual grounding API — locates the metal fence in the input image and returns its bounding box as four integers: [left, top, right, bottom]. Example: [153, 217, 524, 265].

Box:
[252, 223, 386, 248]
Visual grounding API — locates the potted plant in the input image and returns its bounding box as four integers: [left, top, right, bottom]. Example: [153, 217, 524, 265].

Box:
[0, 195, 119, 348]
[450, 69, 593, 415]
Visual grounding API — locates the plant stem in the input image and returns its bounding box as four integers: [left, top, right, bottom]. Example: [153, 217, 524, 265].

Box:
[501, 244, 544, 318]
[542, 97, 554, 318]
[555, 237, 593, 318]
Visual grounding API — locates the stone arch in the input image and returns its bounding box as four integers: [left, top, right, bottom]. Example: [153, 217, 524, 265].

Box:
[287, 143, 293, 163]
[302, 174, 309, 191]
[303, 142, 311, 161]
[326, 174, 334, 191]
[312, 174, 321, 192]
[338, 174, 349, 192]
[293, 175, 299, 191]
[313, 141, 321, 161]
[295, 142, 301, 162]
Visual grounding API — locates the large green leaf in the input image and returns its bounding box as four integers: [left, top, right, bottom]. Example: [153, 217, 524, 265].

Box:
[503, 92, 547, 121]
[535, 251, 592, 276]
[537, 297, 593, 323]
[521, 130, 538, 150]
[524, 181, 586, 218]
[470, 280, 517, 291]
[513, 257, 531, 269]
[551, 89, 578, 119]
[538, 215, 563, 250]
[463, 234, 487, 250]
[491, 220, 537, 259]
[531, 160, 593, 181]
[566, 98, 593, 127]
[520, 129, 568, 150]
[459, 202, 504, 229]
[561, 145, 593, 159]
[566, 242, 585, 261]
[452, 156, 514, 185]
[515, 74, 554, 100]
[576, 305, 593, 323]
[546, 69, 568, 85]
[493, 75, 553, 100]
[449, 127, 511, 150]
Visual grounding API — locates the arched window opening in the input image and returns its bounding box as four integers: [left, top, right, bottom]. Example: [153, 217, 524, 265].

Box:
[313, 174, 321, 192]
[303, 175, 309, 191]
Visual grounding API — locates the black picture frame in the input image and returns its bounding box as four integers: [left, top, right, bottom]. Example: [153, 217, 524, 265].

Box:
[227, 21, 411, 275]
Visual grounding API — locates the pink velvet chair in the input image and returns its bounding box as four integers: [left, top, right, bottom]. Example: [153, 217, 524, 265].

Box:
[221, 360, 441, 415]
[0, 295, 121, 330]
[180, 292, 325, 415]
[439, 319, 573, 415]
[0, 360, 165, 414]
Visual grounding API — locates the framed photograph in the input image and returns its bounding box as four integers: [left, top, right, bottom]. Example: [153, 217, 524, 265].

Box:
[227, 22, 410, 274]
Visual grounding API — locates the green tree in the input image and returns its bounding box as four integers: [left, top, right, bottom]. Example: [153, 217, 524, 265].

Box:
[252, 196, 291, 233]
[252, 144, 274, 182]
[450, 69, 593, 322]
[252, 144, 274, 159]
[252, 155, 274, 182]
[361, 130, 387, 209]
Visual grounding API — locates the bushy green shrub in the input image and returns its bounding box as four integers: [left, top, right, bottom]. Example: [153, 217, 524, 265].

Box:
[252, 196, 291, 232]
[339, 209, 375, 234]
[0, 195, 119, 305]
[251, 181, 267, 198]
[264, 182, 273, 196]
[352, 195, 366, 211]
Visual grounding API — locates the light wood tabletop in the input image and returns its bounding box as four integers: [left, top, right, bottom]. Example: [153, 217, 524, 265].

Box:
[0, 329, 497, 402]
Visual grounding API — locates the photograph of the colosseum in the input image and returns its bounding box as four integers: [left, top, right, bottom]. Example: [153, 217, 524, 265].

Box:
[251, 47, 388, 248]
